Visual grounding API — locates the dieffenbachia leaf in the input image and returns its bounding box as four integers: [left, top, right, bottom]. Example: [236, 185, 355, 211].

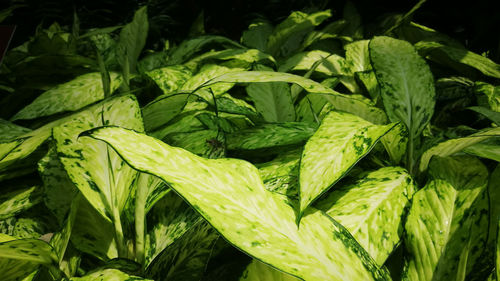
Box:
[0, 119, 31, 142]
[246, 65, 295, 122]
[164, 129, 225, 158]
[85, 126, 391, 281]
[464, 141, 500, 162]
[474, 82, 500, 112]
[381, 122, 409, 165]
[145, 192, 201, 267]
[142, 94, 190, 132]
[216, 94, 259, 120]
[70, 268, 152, 281]
[116, 6, 148, 74]
[181, 64, 243, 98]
[345, 40, 371, 72]
[186, 49, 275, 70]
[0, 185, 42, 220]
[168, 35, 244, 65]
[241, 20, 273, 52]
[267, 10, 331, 58]
[146, 220, 218, 281]
[369, 36, 435, 147]
[145, 65, 192, 96]
[239, 259, 300, 281]
[419, 127, 500, 172]
[416, 41, 500, 79]
[497, 219, 500, 281]
[468, 106, 500, 125]
[403, 156, 490, 281]
[12, 72, 123, 121]
[316, 167, 415, 265]
[226, 122, 316, 151]
[278, 50, 347, 76]
[256, 148, 301, 197]
[298, 111, 396, 215]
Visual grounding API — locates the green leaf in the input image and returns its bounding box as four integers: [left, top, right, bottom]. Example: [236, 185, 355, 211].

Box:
[474, 82, 500, 112]
[85, 126, 391, 281]
[464, 141, 500, 162]
[0, 185, 42, 220]
[241, 20, 273, 52]
[70, 268, 152, 280]
[0, 119, 31, 142]
[381, 122, 409, 165]
[267, 10, 331, 58]
[145, 192, 201, 267]
[278, 50, 347, 76]
[468, 106, 500, 125]
[226, 122, 316, 151]
[164, 129, 225, 158]
[416, 41, 500, 79]
[239, 259, 300, 281]
[145, 65, 192, 96]
[246, 65, 295, 122]
[0, 237, 57, 264]
[146, 220, 218, 281]
[256, 148, 301, 197]
[116, 6, 148, 74]
[403, 156, 489, 281]
[299, 111, 396, 215]
[143, 94, 190, 132]
[316, 167, 415, 265]
[168, 36, 244, 65]
[186, 49, 275, 70]
[369, 36, 435, 141]
[12, 72, 123, 121]
[181, 64, 243, 98]
[419, 127, 500, 172]
[345, 40, 371, 72]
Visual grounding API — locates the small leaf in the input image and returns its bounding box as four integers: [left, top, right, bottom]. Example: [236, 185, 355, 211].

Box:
[299, 111, 396, 215]
[12, 72, 123, 121]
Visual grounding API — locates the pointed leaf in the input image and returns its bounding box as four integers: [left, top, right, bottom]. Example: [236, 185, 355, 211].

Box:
[278, 50, 347, 76]
[256, 149, 301, 197]
[299, 111, 396, 215]
[403, 156, 489, 281]
[241, 21, 273, 52]
[370, 36, 435, 140]
[468, 106, 500, 125]
[168, 35, 244, 65]
[0, 185, 42, 220]
[85, 126, 391, 281]
[419, 127, 500, 172]
[145, 65, 192, 96]
[116, 6, 148, 73]
[0, 119, 31, 142]
[12, 72, 123, 120]
[239, 259, 300, 281]
[464, 142, 500, 162]
[316, 167, 415, 265]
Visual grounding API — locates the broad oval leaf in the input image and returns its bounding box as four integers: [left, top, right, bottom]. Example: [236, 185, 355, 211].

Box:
[299, 111, 396, 215]
[403, 156, 489, 281]
[316, 167, 415, 265]
[85, 126, 391, 281]
[12, 72, 123, 121]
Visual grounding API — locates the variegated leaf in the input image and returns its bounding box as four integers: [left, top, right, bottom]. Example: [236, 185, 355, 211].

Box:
[69, 268, 152, 281]
[403, 156, 489, 281]
[345, 40, 371, 72]
[226, 122, 316, 151]
[145, 65, 192, 96]
[168, 35, 244, 65]
[142, 94, 190, 132]
[370, 36, 435, 145]
[149, 112, 206, 140]
[278, 50, 347, 76]
[86, 126, 391, 281]
[164, 129, 225, 159]
[0, 119, 31, 142]
[256, 148, 301, 197]
[239, 259, 300, 281]
[0, 236, 58, 264]
[381, 122, 408, 165]
[241, 20, 273, 52]
[0, 185, 42, 220]
[181, 64, 243, 98]
[316, 167, 415, 265]
[186, 49, 275, 70]
[464, 141, 500, 162]
[0, 234, 43, 280]
[116, 6, 148, 74]
[474, 82, 500, 112]
[146, 220, 218, 281]
[12, 72, 123, 120]
[419, 127, 500, 172]
[299, 111, 396, 215]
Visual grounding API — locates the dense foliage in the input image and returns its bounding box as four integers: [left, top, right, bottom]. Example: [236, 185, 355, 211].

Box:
[1, 2, 499, 280]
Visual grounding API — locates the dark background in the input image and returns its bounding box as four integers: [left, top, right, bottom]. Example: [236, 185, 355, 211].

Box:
[1, 0, 499, 61]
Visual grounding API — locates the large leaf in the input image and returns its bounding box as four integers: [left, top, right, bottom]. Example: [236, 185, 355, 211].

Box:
[241, 20, 273, 52]
[299, 111, 396, 215]
[403, 156, 489, 281]
[70, 268, 152, 281]
[464, 141, 500, 162]
[239, 259, 300, 281]
[12, 72, 123, 121]
[116, 6, 148, 74]
[85, 126, 391, 281]
[370, 36, 435, 146]
[145, 65, 192, 96]
[416, 41, 500, 79]
[316, 167, 415, 265]
[419, 127, 500, 172]
[142, 94, 190, 132]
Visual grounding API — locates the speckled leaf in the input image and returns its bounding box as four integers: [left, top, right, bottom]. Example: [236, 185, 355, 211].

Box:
[474, 82, 500, 112]
[419, 127, 500, 172]
[403, 156, 489, 281]
[86, 126, 391, 281]
[299, 111, 396, 215]
[186, 49, 275, 70]
[345, 40, 371, 72]
[146, 220, 218, 281]
[226, 122, 316, 151]
[53, 95, 143, 223]
[216, 94, 259, 120]
[142, 94, 190, 132]
[0, 234, 43, 281]
[256, 148, 301, 197]
[149, 112, 206, 140]
[181, 64, 243, 100]
[145, 65, 192, 96]
[164, 129, 225, 158]
[278, 50, 347, 76]
[464, 142, 500, 162]
[168, 35, 244, 65]
[370, 36, 435, 140]
[0, 236, 57, 264]
[0, 185, 42, 220]
[12, 72, 123, 120]
[145, 191, 202, 267]
[116, 6, 148, 73]
[70, 268, 152, 281]
[246, 65, 295, 122]
[0, 119, 31, 142]
[381, 122, 408, 165]
[239, 259, 300, 281]
[355, 71, 380, 101]
[267, 10, 331, 58]
[38, 145, 79, 225]
[241, 20, 273, 52]
[416, 41, 500, 79]
[468, 106, 500, 125]
[316, 167, 415, 265]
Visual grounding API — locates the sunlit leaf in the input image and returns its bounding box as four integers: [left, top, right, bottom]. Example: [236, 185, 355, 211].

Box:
[0, 185, 42, 220]
[145, 65, 192, 96]
[239, 259, 300, 281]
[70, 268, 152, 280]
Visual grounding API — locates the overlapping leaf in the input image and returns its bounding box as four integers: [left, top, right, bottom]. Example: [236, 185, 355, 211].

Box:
[70, 268, 152, 281]
[116, 6, 148, 74]
[299, 111, 396, 215]
[85, 126, 391, 281]
[0, 119, 31, 142]
[239, 260, 300, 281]
[145, 65, 192, 96]
[0, 185, 42, 220]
